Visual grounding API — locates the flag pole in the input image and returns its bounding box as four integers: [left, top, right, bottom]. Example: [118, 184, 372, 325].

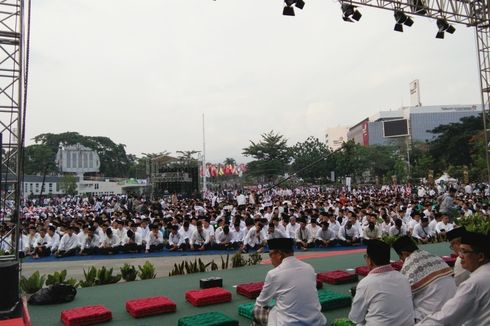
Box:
[202, 113, 207, 195]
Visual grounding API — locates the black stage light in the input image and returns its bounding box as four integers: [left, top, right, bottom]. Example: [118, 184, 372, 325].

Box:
[283, 5, 295, 16]
[436, 18, 455, 38]
[394, 11, 414, 32]
[296, 0, 305, 10]
[404, 16, 414, 26]
[447, 25, 456, 34]
[394, 23, 404, 32]
[352, 10, 362, 21]
[285, 0, 296, 6]
[436, 31, 445, 39]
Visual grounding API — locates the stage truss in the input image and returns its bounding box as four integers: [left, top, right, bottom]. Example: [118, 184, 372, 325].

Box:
[1, 0, 490, 260]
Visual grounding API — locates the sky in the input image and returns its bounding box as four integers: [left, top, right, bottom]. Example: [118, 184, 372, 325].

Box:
[26, 0, 481, 163]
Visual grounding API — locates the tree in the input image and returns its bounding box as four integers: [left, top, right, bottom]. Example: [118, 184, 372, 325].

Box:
[33, 132, 132, 177]
[24, 144, 57, 175]
[59, 174, 78, 195]
[290, 136, 331, 182]
[429, 115, 483, 170]
[242, 131, 291, 180]
[224, 157, 236, 166]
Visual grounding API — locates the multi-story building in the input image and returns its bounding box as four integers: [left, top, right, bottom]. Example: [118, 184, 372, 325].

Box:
[325, 126, 349, 150]
[348, 104, 482, 146]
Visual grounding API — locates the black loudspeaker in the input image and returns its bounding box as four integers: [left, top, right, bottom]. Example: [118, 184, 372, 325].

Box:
[0, 261, 20, 319]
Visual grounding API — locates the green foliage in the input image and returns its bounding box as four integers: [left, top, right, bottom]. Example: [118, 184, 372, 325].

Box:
[381, 235, 400, 247]
[45, 270, 77, 287]
[332, 318, 356, 326]
[456, 213, 490, 234]
[231, 253, 247, 268]
[95, 266, 121, 285]
[221, 254, 230, 270]
[169, 261, 186, 276]
[247, 252, 263, 266]
[24, 144, 58, 176]
[138, 261, 157, 280]
[78, 266, 97, 288]
[33, 132, 132, 177]
[242, 131, 291, 180]
[120, 263, 137, 282]
[290, 136, 332, 182]
[20, 271, 45, 294]
[59, 174, 78, 195]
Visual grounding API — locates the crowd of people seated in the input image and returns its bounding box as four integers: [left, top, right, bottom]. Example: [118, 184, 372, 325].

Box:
[0, 183, 487, 259]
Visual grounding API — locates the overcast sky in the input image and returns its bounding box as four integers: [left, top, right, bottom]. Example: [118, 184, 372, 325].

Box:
[26, 0, 480, 163]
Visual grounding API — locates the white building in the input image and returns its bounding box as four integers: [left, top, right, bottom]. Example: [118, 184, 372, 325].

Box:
[325, 126, 349, 150]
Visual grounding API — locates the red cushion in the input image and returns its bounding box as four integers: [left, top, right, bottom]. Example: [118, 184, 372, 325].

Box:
[355, 266, 370, 276]
[236, 282, 264, 299]
[317, 270, 358, 284]
[316, 279, 323, 289]
[60, 305, 112, 326]
[441, 256, 457, 267]
[450, 253, 458, 258]
[185, 287, 232, 307]
[125, 296, 176, 318]
[391, 261, 404, 271]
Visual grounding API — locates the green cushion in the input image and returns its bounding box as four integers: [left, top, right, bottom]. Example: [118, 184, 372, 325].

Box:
[178, 312, 239, 326]
[317, 289, 352, 311]
[237, 303, 255, 320]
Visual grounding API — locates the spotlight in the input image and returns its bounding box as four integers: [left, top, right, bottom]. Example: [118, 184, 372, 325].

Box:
[341, 3, 362, 22]
[394, 10, 414, 32]
[394, 23, 404, 32]
[296, 0, 305, 10]
[436, 18, 456, 38]
[283, 5, 295, 16]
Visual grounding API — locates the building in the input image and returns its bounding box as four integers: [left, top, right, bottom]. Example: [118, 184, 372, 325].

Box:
[325, 126, 349, 150]
[348, 104, 482, 146]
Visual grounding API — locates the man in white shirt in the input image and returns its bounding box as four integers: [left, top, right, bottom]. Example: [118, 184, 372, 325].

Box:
[315, 221, 337, 247]
[285, 217, 299, 239]
[349, 240, 414, 326]
[338, 219, 360, 246]
[412, 217, 433, 243]
[435, 213, 453, 240]
[79, 226, 100, 255]
[47, 225, 60, 254]
[178, 221, 193, 251]
[254, 238, 327, 326]
[236, 190, 247, 207]
[393, 236, 456, 322]
[267, 222, 288, 240]
[167, 224, 182, 251]
[389, 218, 408, 237]
[446, 227, 470, 286]
[418, 232, 490, 326]
[56, 225, 80, 258]
[145, 224, 164, 253]
[243, 222, 266, 253]
[215, 225, 233, 250]
[32, 228, 51, 258]
[190, 221, 210, 251]
[230, 222, 246, 249]
[295, 218, 313, 250]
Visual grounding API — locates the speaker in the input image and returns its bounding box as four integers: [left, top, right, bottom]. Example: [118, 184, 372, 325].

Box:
[0, 261, 20, 318]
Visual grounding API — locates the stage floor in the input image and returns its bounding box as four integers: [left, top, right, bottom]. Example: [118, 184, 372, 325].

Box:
[28, 242, 450, 326]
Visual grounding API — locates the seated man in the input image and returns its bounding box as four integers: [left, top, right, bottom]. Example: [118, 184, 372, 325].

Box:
[215, 225, 234, 250]
[254, 238, 326, 326]
[393, 236, 456, 322]
[349, 240, 414, 325]
[56, 225, 80, 258]
[338, 220, 360, 246]
[315, 221, 337, 247]
[145, 224, 164, 253]
[79, 226, 100, 255]
[190, 220, 210, 251]
[295, 218, 314, 251]
[243, 222, 266, 253]
[446, 227, 470, 286]
[412, 217, 434, 244]
[167, 224, 182, 251]
[417, 231, 490, 325]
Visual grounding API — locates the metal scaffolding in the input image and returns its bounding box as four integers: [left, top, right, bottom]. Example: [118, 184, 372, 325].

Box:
[0, 0, 24, 263]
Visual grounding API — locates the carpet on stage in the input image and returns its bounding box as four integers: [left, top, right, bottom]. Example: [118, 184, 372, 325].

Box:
[28, 243, 451, 326]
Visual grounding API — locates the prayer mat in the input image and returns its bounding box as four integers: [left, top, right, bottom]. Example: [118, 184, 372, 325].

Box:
[317, 270, 358, 284]
[125, 296, 176, 318]
[317, 289, 352, 311]
[354, 266, 370, 276]
[178, 312, 238, 326]
[236, 282, 264, 299]
[185, 287, 232, 307]
[391, 260, 404, 271]
[60, 305, 112, 326]
[441, 256, 456, 267]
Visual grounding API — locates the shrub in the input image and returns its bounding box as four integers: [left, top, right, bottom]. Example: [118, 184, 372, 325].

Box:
[78, 266, 97, 288]
[138, 261, 156, 280]
[20, 271, 45, 294]
[120, 263, 137, 282]
[45, 270, 78, 287]
[456, 213, 490, 234]
[95, 267, 121, 285]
